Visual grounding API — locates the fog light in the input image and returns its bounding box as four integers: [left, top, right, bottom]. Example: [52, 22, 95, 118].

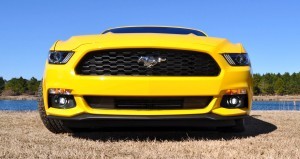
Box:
[226, 96, 242, 107]
[221, 94, 248, 108]
[59, 97, 67, 105]
[49, 94, 76, 109]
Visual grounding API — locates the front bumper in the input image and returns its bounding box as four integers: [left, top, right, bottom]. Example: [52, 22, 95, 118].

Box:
[43, 70, 252, 118]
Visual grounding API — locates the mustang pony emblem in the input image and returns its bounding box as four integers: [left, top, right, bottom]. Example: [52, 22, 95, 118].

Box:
[138, 56, 166, 68]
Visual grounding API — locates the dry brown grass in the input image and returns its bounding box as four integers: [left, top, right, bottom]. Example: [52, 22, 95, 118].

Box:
[0, 111, 299, 159]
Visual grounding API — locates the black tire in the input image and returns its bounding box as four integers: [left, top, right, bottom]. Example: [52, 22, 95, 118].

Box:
[38, 82, 72, 133]
[217, 119, 245, 132]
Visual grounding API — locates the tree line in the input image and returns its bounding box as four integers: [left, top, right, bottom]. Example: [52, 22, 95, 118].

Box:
[0, 77, 40, 96]
[1, 72, 300, 96]
[253, 72, 300, 95]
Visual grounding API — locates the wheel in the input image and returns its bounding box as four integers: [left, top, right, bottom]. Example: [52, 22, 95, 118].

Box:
[217, 118, 245, 132]
[38, 82, 72, 133]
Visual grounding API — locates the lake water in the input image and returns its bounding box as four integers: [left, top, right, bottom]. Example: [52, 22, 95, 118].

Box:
[0, 100, 299, 111]
[0, 100, 38, 111]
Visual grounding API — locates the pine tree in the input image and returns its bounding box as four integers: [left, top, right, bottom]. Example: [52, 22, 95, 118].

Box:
[0, 77, 5, 93]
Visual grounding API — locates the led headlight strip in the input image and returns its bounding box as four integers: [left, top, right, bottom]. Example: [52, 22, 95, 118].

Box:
[222, 53, 250, 66]
[223, 54, 236, 65]
[48, 51, 74, 64]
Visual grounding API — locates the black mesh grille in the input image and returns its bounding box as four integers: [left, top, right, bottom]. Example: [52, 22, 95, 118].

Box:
[75, 49, 220, 76]
[84, 96, 213, 109]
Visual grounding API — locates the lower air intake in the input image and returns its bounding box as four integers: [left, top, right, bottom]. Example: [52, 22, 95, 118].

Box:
[84, 96, 213, 109]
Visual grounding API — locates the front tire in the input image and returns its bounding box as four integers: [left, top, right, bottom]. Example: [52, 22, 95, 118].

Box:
[38, 82, 72, 133]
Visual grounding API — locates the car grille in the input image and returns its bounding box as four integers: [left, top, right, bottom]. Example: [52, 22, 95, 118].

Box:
[75, 49, 220, 76]
[84, 96, 213, 109]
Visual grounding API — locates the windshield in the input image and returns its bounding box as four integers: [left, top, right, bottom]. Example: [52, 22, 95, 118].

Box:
[102, 27, 206, 36]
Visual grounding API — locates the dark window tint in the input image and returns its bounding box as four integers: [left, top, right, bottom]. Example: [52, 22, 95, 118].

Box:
[102, 27, 206, 36]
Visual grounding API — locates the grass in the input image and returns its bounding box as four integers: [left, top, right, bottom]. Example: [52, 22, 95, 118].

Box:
[0, 111, 299, 159]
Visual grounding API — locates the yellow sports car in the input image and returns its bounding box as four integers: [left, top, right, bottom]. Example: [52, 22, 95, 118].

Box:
[38, 26, 253, 133]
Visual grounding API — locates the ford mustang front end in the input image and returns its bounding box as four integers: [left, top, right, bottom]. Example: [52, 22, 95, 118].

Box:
[38, 26, 253, 133]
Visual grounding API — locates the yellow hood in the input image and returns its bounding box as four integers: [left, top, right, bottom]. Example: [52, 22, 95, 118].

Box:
[51, 33, 244, 53]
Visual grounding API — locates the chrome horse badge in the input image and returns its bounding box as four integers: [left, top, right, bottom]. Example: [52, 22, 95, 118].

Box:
[138, 56, 166, 68]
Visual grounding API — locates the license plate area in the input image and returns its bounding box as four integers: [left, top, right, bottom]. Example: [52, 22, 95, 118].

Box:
[115, 97, 183, 109]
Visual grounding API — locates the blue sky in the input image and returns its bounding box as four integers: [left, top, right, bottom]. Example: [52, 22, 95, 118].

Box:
[0, 0, 299, 79]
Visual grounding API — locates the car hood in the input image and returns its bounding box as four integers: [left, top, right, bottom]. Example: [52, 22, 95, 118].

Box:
[52, 33, 242, 53]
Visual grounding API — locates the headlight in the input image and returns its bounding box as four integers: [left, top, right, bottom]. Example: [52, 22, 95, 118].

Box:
[48, 51, 74, 64]
[222, 53, 250, 66]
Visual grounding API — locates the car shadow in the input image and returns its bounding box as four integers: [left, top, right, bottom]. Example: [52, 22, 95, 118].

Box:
[71, 116, 277, 141]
